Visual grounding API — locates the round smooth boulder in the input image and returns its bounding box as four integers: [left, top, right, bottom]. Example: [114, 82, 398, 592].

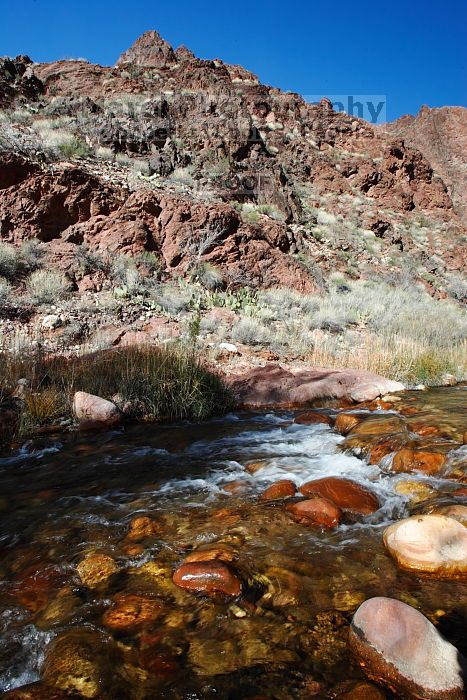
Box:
[287, 497, 342, 528]
[383, 515, 467, 578]
[172, 560, 242, 597]
[73, 391, 122, 426]
[349, 597, 466, 699]
[299, 477, 379, 515]
[261, 480, 297, 501]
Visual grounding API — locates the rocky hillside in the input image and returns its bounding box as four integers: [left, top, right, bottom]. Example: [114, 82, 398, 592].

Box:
[0, 30, 465, 296]
[383, 105, 467, 224]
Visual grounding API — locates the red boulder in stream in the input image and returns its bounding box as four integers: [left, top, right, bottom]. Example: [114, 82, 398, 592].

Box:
[173, 560, 242, 597]
[299, 477, 379, 515]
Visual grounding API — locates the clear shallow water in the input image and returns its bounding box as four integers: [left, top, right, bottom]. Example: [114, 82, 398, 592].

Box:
[0, 388, 466, 698]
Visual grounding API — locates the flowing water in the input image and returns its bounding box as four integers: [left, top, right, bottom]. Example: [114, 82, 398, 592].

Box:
[0, 386, 466, 698]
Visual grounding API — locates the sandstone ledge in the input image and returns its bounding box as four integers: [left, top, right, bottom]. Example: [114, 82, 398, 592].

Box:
[227, 363, 404, 408]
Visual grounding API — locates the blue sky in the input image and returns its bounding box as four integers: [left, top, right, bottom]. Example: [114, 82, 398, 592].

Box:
[1, 0, 465, 121]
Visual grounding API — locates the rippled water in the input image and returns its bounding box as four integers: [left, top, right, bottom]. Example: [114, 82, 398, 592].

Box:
[0, 387, 466, 698]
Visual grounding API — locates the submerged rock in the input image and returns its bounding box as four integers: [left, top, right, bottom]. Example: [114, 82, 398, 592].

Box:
[391, 448, 447, 475]
[261, 479, 297, 501]
[73, 391, 122, 426]
[76, 551, 119, 589]
[287, 497, 342, 528]
[349, 597, 466, 699]
[334, 412, 364, 435]
[294, 411, 332, 426]
[173, 560, 242, 597]
[383, 515, 467, 577]
[299, 477, 379, 515]
[394, 479, 437, 504]
[2, 683, 80, 699]
[126, 515, 161, 541]
[102, 593, 163, 631]
[42, 628, 117, 698]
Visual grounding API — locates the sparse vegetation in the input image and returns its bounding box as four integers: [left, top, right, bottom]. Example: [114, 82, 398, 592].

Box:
[0, 278, 12, 306]
[26, 269, 71, 304]
[0, 243, 19, 280]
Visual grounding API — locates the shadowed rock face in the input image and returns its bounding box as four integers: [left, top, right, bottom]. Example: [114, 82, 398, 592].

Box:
[349, 597, 466, 699]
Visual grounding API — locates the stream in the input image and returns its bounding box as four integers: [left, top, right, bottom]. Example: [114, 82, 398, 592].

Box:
[0, 386, 466, 698]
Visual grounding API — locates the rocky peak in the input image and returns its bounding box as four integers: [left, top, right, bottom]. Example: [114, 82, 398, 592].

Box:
[116, 30, 177, 68]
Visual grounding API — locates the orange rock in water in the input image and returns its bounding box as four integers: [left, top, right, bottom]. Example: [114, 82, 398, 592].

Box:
[287, 497, 342, 528]
[391, 449, 446, 475]
[299, 477, 379, 515]
[76, 552, 119, 589]
[185, 545, 237, 563]
[102, 593, 163, 631]
[1, 683, 77, 699]
[407, 421, 442, 438]
[294, 411, 332, 426]
[126, 515, 161, 541]
[173, 560, 242, 597]
[334, 413, 362, 435]
[261, 480, 297, 501]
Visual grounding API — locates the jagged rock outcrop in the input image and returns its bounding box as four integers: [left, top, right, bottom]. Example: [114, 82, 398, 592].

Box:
[116, 30, 177, 68]
[384, 106, 467, 222]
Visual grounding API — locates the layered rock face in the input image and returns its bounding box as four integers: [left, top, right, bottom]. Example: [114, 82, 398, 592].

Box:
[0, 31, 465, 292]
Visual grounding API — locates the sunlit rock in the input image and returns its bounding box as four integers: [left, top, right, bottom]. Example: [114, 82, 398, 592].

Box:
[349, 597, 466, 699]
[383, 515, 467, 577]
[287, 497, 342, 528]
[173, 560, 242, 596]
[76, 551, 119, 589]
[300, 477, 379, 515]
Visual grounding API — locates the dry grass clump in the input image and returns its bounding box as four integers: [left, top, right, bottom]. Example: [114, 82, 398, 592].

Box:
[26, 269, 71, 304]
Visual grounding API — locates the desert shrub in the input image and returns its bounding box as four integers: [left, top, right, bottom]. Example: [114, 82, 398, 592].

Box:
[0, 243, 19, 280]
[26, 269, 70, 304]
[19, 240, 44, 271]
[111, 255, 145, 295]
[0, 277, 12, 306]
[193, 262, 223, 290]
[231, 317, 271, 346]
[96, 146, 115, 161]
[75, 245, 107, 274]
[168, 166, 195, 186]
[155, 284, 193, 315]
[444, 272, 467, 303]
[115, 152, 131, 167]
[256, 203, 286, 221]
[58, 138, 90, 159]
[132, 159, 151, 176]
[137, 251, 162, 277]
